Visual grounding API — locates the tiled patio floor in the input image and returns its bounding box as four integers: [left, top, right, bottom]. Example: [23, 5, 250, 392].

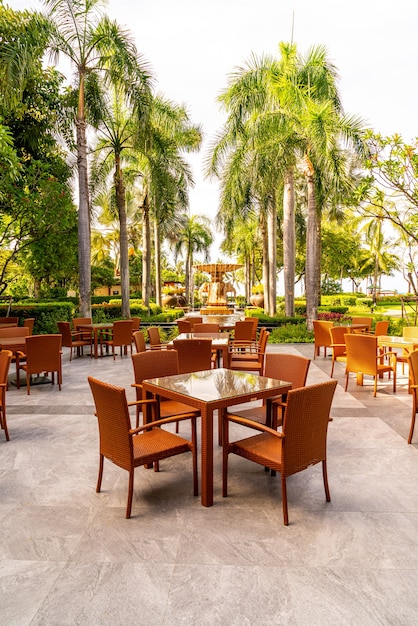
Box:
[1, 343, 418, 625]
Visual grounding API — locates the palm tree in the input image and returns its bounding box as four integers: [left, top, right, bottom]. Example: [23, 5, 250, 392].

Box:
[45, 0, 152, 316]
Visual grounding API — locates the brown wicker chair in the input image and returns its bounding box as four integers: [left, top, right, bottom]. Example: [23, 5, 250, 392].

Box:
[131, 350, 200, 429]
[225, 352, 311, 430]
[344, 333, 396, 397]
[192, 323, 220, 333]
[0, 350, 12, 441]
[101, 320, 134, 359]
[16, 334, 62, 394]
[73, 317, 92, 342]
[227, 328, 269, 373]
[23, 318, 35, 334]
[57, 321, 91, 360]
[133, 330, 147, 353]
[329, 325, 352, 377]
[147, 326, 168, 350]
[172, 338, 213, 374]
[351, 316, 372, 332]
[88, 376, 198, 519]
[233, 320, 255, 342]
[176, 319, 192, 333]
[0, 317, 18, 325]
[187, 316, 203, 330]
[312, 320, 333, 358]
[406, 350, 418, 443]
[222, 379, 338, 525]
[244, 317, 259, 340]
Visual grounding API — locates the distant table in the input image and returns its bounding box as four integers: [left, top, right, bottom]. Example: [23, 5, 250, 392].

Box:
[77, 323, 113, 359]
[350, 324, 371, 333]
[171, 332, 230, 367]
[378, 335, 418, 352]
[143, 368, 291, 507]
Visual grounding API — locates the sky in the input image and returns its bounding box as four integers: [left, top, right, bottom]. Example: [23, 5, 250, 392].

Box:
[11, 0, 418, 291]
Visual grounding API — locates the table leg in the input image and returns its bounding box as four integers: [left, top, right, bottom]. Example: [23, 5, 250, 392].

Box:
[200, 405, 213, 507]
[93, 329, 99, 359]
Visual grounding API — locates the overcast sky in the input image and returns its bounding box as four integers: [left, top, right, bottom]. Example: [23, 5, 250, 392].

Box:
[11, 0, 418, 289]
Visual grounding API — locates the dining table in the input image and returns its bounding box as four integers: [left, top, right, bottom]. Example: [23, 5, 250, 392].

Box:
[77, 322, 114, 359]
[171, 332, 230, 367]
[142, 368, 292, 507]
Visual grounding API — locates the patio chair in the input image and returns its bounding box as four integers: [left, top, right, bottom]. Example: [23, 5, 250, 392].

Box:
[23, 318, 35, 334]
[187, 317, 203, 330]
[0, 350, 12, 441]
[344, 333, 396, 397]
[176, 319, 192, 333]
[73, 316, 92, 342]
[351, 317, 372, 333]
[406, 350, 418, 444]
[233, 320, 255, 342]
[131, 350, 200, 429]
[227, 328, 269, 373]
[222, 379, 337, 525]
[371, 320, 390, 336]
[398, 326, 418, 373]
[88, 376, 198, 519]
[57, 321, 92, 361]
[133, 330, 147, 353]
[224, 352, 311, 431]
[244, 317, 259, 340]
[192, 323, 220, 333]
[147, 326, 168, 350]
[172, 338, 213, 374]
[16, 334, 62, 394]
[329, 325, 352, 377]
[312, 320, 333, 358]
[101, 320, 133, 359]
[0, 317, 18, 325]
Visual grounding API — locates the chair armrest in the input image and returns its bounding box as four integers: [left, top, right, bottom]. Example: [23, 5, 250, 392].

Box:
[225, 412, 285, 438]
[129, 411, 197, 434]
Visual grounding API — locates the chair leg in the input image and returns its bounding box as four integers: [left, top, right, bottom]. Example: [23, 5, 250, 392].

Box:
[281, 475, 289, 525]
[322, 459, 331, 502]
[0, 408, 9, 441]
[126, 469, 134, 519]
[408, 401, 417, 444]
[96, 454, 104, 492]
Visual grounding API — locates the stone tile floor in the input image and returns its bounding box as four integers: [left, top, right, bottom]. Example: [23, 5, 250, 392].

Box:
[1, 343, 418, 625]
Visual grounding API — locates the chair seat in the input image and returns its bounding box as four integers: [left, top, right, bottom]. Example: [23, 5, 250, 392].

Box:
[132, 428, 193, 463]
[230, 432, 283, 469]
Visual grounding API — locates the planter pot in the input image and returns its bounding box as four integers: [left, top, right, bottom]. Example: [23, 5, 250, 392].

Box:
[250, 294, 264, 308]
[162, 295, 178, 308]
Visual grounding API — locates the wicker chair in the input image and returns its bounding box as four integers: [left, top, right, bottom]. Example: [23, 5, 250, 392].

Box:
[16, 334, 62, 394]
[224, 352, 311, 433]
[244, 317, 259, 340]
[172, 338, 213, 374]
[88, 376, 198, 519]
[0, 350, 12, 441]
[187, 317, 203, 330]
[133, 330, 147, 353]
[101, 320, 134, 359]
[147, 326, 168, 350]
[233, 320, 255, 342]
[23, 318, 35, 334]
[57, 321, 91, 360]
[72, 317, 92, 342]
[329, 326, 352, 377]
[222, 379, 338, 525]
[227, 328, 269, 373]
[312, 320, 333, 358]
[351, 317, 372, 332]
[192, 323, 220, 333]
[406, 350, 418, 443]
[177, 319, 192, 333]
[131, 350, 200, 429]
[397, 327, 418, 373]
[0, 317, 18, 325]
[344, 333, 396, 397]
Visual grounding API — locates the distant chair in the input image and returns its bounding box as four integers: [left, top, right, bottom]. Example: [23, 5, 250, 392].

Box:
[244, 317, 259, 340]
[187, 317, 203, 330]
[57, 321, 91, 361]
[0, 350, 12, 441]
[228, 328, 269, 373]
[372, 320, 390, 336]
[398, 326, 418, 373]
[133, 330, 147, 353]
[147, 326, 168, 350]
[23, 318, 35, 334]
[329, 326, 352, 377]
[16, 334, 62, 394]
[172, 338, 213, 374]
[0, 317, 18, 325]
[193, 323, 220, 333]
[351, 317, 372, 332]
[312, 320, 333, 359]
[344, 333, 396, 397]
[88, 376, 198, 519]
[73, 317, 92, 342]
[177, 319, 192, 333]
[407, 350, 418, 444]
[100, 320, 133, 359]
[233, 320, 255, 342]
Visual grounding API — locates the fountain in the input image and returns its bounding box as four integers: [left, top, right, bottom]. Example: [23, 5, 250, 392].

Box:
[194, 262, 242, 318]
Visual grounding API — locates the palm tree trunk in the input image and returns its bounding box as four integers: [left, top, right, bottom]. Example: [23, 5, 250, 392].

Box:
[260, 210, 268, 313]
[305, 159, 320, 331]
[267, 197, 277, 316]
[154, 218, 162, 307]
[114, 158, 130, 319]
[283, 167, 295, 317]
[141, 194, 151, 307]
[76, 117, 91, 317]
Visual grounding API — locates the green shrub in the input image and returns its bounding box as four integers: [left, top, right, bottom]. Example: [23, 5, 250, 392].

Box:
[269, 323, 313, 343]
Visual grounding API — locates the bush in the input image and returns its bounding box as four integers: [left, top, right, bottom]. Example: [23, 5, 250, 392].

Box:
[269, 323, 313, 343]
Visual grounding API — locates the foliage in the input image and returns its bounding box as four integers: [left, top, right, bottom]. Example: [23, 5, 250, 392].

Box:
[269, 323, 313, 344]
[321, 278, 342, 295]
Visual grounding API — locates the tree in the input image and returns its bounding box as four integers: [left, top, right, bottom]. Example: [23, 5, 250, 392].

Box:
[45, 0, 152, 316]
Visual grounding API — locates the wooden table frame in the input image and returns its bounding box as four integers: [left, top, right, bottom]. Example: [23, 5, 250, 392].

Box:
[143, 368, 291, 507]
[77, 323, 113, 359]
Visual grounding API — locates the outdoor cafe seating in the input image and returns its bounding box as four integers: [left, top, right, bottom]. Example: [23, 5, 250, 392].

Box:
[344, 333, 397, 397]
[172, 337, 213, 373]
[57, 320, 92, 360]
[407, 350, 418, 444]
[100, 319, 133, 359]
[227, 327, 269, 373]
[329, 325, 351, 377]
[0, 350, 12, 441]
[16, 334, 63, 394]
[312, 320, 333, 358]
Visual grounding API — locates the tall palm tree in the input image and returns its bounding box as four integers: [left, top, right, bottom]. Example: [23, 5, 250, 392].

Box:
[45, 0, 152, 316]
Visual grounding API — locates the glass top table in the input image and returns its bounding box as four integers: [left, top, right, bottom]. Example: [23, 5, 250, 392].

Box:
[142, 367, 291, 507]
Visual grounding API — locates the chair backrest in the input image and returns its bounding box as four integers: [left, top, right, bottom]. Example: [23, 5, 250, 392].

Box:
[244, 317, 259, 340]
[147, 326, 162, 347]
[88, 376, 133, 471]
[112, 320, 134, 345]
[132, 349, 179, 385]
[344, 333, 378, 375]
[329, 326, 351, 357]
[24, 334, 62, 374]
[374, 320, 389, 336]
[131, 317, 141, 332]
[0, 327, 29, 338]
[57, 321, 73, 346]
[172, 338, 213, 374]
[281, 380, 337, 477]
[193, 323, 219, 333]
[234, 320, 255, 341]
[351, 317, 372, 330]
[312, 320, 333, 347]
[0, 317, 18, 325]
[403, 326, 418, 339]
[0, 350, 12, 386]
[133, 330, 146, 353]
[187, 317, 203, 330]
[263, 353, 310, 389]
[177, 319, 192, 333]
[407, 350, 418, 402]
[23, 318, 35, 334]
[73, 317, 92, 330]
